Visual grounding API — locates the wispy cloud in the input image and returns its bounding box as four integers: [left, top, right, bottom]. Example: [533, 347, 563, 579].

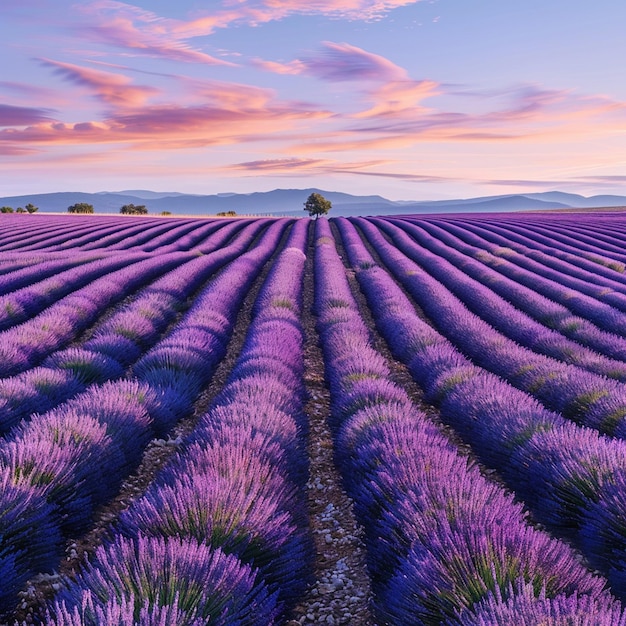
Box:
[355, 79, 440, 117]
[253, 41, 441, 125]
[574, 175, 626, 184]
[75, 1, 237, 65]
[0, 104, 56, 126]
[0, 81, 59, 100]
[0, 68, 331, 153]
[0, 145, 42, 157]
[225, 157, 334, 172]
[225, 0, 423, 21]
[254, 41, 407, 81]
[300, 41, 407, 81]
[250, 59, 305, 75]
[39, 58, 159, 106]
[73, 1, 423, 68]
[221, 156, 456, 183]
[482, 178, 579, 189]
[284, 80, 626, 153]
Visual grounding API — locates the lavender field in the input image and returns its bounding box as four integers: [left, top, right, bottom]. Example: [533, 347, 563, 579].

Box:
[3, 211, 626, 625]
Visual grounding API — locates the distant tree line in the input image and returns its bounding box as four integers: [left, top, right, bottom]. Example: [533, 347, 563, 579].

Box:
[120, 203, 148, 215]
[66, 203, 150, 215]
[3, 195, 335, 218]
[1, 203, 38, 214]
[68, 203, 95, 214]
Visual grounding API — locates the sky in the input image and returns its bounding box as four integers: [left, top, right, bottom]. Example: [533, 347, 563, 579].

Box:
[2, 0, 626, 201]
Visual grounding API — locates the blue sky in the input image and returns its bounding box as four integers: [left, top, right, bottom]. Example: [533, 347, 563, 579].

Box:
[2, 0, 626, 200]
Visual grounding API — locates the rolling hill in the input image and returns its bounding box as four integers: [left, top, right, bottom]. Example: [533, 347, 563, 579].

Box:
[1, 189, 625, 217]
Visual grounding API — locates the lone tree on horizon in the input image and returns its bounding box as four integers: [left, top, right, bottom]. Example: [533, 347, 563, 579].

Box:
[303, 192, 331, 219]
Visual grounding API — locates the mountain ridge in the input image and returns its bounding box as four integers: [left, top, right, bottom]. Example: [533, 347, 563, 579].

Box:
[1, 189, 625, 217]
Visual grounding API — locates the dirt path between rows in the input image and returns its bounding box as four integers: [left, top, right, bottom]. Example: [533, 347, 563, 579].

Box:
[285, 223, 376, 626]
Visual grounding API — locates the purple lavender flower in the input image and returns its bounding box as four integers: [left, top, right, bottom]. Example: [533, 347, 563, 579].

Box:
[48, 534, 278, 626]
[43, 348, 124, 384]
[379, 519, 608, 625]
[448, 582, 626, 626]
[117, 465, 309, 601]
[1, 410, 125, 532]
[0, 470, 62, 614]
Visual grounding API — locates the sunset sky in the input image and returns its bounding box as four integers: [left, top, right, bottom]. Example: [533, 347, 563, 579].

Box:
[2, 1, 626, 201]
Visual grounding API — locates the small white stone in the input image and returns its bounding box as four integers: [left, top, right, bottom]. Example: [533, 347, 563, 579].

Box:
[332, 576, 344, 590]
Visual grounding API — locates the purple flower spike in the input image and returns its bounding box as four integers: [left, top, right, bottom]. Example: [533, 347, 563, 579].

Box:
[2, 410, 125, 533]
[0, 470, 62, 614]
[117, 468, 309, 601]
[448, 583, 626, 626]
[43, 348, 124, 384]
[62, 380, 156, 466]
[45, 590, 206, 626]
[379, 520, 608, 625]
[48, 535, 278, 626]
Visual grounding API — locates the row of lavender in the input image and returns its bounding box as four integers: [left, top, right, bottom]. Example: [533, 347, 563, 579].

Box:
[42, 219, 313, 624]
[391, 215, 626, 435]
[0, 220, 267, 435]
[336, 215, 626, 607]
[393, 218, 626, 360]
[0, 219, 297, 620]
[320, 218, 625, 624]
[449, 213, 626, 270]
[0, 213, 249, 253]
[360, 217, 626, 437]
[414, 217, 626, 336]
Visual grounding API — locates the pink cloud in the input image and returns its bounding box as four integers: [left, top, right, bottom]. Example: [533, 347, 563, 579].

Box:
[482, 179, 578, 189]
[0, 84, 331, 152]
[0, 145, 41, 156]
[250, 59, 305, 75]
[0, 104, 56, 126]
[220, 1, 422, 21]
[224, 157, 337, 172]
[0, 81, 59, 100]
[75, 1, 423, 67]
[576, 175, 626, 183]
[285, 82, 626, 153]
[183, 78, 281, 110]
[105, 100, 330, 146]
[354, 79, 440, 117]
[221, 156, 454, 183]
[40, 58, 159, 107]
[255, 41, 408, 81]
[298, 41, 407, 82]
[6, 76, 624, 163]
[253, 43, 439, 123]
[76, 2, 236, 66]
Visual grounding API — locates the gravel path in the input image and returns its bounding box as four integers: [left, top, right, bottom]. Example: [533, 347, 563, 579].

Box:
[285, 225, 376, 626]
